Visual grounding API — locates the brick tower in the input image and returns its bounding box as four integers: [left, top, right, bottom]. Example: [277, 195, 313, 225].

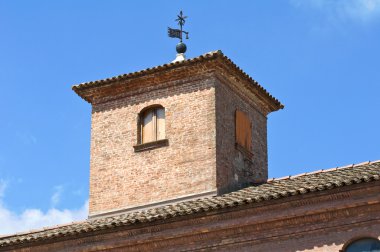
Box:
[73, 51, 283, 218]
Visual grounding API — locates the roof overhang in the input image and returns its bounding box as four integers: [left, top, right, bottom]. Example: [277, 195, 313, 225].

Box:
[72, 50, 284, 112]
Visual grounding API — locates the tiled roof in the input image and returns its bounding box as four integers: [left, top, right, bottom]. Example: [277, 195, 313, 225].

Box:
[1, 160, 379, 247]
[72, 50, 284, 110]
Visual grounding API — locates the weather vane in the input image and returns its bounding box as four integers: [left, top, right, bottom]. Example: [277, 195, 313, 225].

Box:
[168, 11, 189, 59]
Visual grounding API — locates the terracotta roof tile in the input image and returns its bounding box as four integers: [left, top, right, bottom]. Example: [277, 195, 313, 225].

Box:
[72, 50, 284, 110]
[1, 160, 379, 247]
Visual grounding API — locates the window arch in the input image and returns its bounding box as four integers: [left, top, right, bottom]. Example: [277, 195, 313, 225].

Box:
[344, 238, 380, 252]
[139, 105, 165, 144]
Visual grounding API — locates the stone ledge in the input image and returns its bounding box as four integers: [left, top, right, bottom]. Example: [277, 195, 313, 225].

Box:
[133, 139, 169, 152]
[89, 190, 218, 219]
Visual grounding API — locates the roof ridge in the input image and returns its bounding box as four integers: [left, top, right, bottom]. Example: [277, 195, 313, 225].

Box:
[73, 50, 222, 87]
[71, 50, 284, 110]
[1, 160, 379, 247]
[267, 159, 380, 183]
[0, 220, 88, 239]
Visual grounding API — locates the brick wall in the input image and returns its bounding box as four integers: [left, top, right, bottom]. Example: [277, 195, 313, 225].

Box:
[88, 61, 276, 215]
[89, 74, 217, 215]
[215, 75, 268, 193]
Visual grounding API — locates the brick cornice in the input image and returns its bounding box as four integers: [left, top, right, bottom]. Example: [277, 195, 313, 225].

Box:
[72, 51, 283, 112]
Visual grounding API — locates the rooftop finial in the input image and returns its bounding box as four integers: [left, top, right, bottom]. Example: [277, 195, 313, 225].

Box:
[168, 10, 189, 62]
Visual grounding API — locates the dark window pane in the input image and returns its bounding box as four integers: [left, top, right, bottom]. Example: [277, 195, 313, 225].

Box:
[346, 238, 380, 252]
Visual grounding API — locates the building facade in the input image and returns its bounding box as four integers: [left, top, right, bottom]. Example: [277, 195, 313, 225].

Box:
[0, 51, 379, 252]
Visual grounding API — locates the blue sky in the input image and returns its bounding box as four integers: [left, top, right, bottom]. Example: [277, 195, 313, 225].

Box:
[0, 0, 380, 234]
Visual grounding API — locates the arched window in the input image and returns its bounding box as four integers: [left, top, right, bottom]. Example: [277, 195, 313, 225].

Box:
[344, 238, 380, 252]
[138, 105, 166, 145]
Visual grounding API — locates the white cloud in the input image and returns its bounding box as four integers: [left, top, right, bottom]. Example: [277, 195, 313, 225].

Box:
[51, 185, 64, 207]
[0, 200, 88, 235]
[291, 0, 380, 23]
[343, 0, 380, 21]
[0, 181, 88, 236]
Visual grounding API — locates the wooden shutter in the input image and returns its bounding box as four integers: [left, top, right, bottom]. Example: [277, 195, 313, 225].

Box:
[142, 110, 154, 143]
[235, 110, 252, 152]
[156, 108, 165, 140]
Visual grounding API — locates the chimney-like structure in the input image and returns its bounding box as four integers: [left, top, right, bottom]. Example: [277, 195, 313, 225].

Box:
[73, 51, 283, 218]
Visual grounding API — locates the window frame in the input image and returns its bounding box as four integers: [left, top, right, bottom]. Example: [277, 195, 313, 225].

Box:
[235, 109, 254, 159]
[134, 105, 168, 152]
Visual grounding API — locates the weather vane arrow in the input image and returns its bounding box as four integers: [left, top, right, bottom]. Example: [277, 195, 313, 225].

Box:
[168, 10, 189, 60]
[168, 11, 189, 42]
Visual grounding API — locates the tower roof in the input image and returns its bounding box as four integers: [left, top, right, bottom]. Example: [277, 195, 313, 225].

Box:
[72, 50, 284, 112]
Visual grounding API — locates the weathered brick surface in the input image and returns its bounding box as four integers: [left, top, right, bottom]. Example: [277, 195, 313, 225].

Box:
[215, 75, 268, 193]
[88, 60, 277, 215]
[89, 74, 217, 215]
